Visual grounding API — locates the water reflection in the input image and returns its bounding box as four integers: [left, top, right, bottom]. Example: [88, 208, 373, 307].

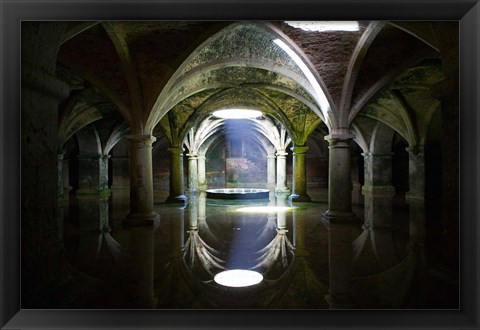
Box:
[59, 189, 456, 309]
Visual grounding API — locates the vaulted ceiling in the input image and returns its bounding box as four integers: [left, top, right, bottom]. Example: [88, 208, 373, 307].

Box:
[55, 20, 455, 151]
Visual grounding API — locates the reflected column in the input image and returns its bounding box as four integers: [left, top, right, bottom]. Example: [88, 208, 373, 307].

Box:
[289, 145, 311, 202]
[126, 134, 158, 225]
[128, 227, 156, 308]
[276, 193, 288, 230]
[166, 146, 187, 203]
[325, 223, 354, 308]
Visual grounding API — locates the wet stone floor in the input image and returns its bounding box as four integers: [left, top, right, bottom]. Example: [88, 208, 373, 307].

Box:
[47, 188, 458, 309]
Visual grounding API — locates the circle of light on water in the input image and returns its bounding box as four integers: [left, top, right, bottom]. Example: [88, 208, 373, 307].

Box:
[213, 269, 263, 287]
[212, 109, 262, 119]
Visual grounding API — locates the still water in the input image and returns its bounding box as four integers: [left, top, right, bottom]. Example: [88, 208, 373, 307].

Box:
[57, 189, 457, 309]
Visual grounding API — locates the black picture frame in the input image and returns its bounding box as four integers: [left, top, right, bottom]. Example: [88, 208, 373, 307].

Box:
[1, 0, 479, 329]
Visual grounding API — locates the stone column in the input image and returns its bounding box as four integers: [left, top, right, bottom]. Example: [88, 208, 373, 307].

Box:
[438, 92, 459, 277]
[76, 154, 110, 196]
[405, 146, 425, 202]
[404, 146, 428, 304]
[111, 155, 130, 190]
[197, 153, 207, 191]
[351, 155, 362, 205]
[21, 22, 70, 301]
[267, 152, 276, 189]
[187, 153, 199, 192]
[57, 152, 65, 201]
[166, 146, 187, 203]
[63, 156, 72, 193]
[189, 193, 199, 230]
[275, 150, 290, 194]
[362, 152, 395, 227]
[126, 134, 158, 225]
[289, 145, 311, 202]
[321, 133, 356, 223]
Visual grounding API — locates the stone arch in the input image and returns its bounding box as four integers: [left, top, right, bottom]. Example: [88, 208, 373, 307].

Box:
[146, 21, 334, 132]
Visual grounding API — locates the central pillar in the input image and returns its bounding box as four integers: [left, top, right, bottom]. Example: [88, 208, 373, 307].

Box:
[289, 145, 311, 202]
[126, 134, 158, 225]
[275, 150, 290, 194]
[187, 153, 199, 192]
[197, 153, 207, 191]
[267, 152, 276, 189]
[321, 133, 356, 223]
[362, 152, 395, 227]
[166, 146, 187, 203]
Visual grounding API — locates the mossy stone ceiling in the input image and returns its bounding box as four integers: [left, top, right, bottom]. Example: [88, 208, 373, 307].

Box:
[57, 20, 452, 147]
[152, 22, 330, 145]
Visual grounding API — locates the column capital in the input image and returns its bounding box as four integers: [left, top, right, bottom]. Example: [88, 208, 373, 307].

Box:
[186, 153, 198, 159]
[361, 152, 394, 160]
[127, 134, 156, 145]
[405, 145, 424, 154]
[167, 146, 185, 156]
[291, 145, 309, 154]
[276, 150, 288, 157]
[325, 132, 355, 147]
[325, 129, 355, 141]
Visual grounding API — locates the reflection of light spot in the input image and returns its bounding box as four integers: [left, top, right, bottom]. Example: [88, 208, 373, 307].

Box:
[236, 206, 295, 213]
[212, 109, 262, 119]
[285, 21, 359, 32]
[214, 269, 263, 287]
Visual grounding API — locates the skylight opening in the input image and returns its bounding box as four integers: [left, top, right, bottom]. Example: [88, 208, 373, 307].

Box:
[214, 269, 263, 287]
[285, 21, 359, 32]
[212, 109, 263, 119]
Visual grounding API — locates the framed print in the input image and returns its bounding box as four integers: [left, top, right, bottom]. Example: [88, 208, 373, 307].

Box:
[1, 0, 479, 329]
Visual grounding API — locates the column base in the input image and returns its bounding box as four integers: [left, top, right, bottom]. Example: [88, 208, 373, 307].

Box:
[76, 188, 111, 197]
[405, 191, 425, 203]
[288, 193, 311, 202]
[321, 210, 358, 224]
[275, 187, 291, 195]
[125, 211, 159, 226]
[110, 185, 130, 191]
[166, 195, 188, 204]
